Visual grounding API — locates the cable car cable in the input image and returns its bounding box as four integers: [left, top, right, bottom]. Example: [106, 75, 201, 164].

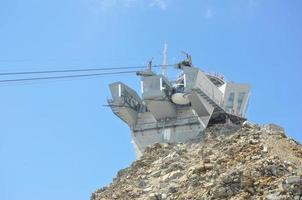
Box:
[0, 70, 138, 83]
[0, 64, 175, 76]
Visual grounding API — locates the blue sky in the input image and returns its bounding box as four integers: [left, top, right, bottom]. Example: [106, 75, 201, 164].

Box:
[0, 0, 301, 200]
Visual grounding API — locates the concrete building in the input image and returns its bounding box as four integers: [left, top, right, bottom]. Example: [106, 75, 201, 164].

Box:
[108, 57, 250, 157]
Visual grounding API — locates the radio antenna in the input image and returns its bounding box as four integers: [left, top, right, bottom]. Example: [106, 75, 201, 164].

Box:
[162, 42, 168, 77]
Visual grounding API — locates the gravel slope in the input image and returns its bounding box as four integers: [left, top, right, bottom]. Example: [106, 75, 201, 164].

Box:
[91, 123, 302, 200]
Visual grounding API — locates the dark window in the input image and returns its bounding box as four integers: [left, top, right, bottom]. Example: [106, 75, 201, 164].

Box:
[227, 92, 235, 109]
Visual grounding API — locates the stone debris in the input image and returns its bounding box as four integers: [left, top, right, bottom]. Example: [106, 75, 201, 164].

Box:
[91, 123, 302, 200]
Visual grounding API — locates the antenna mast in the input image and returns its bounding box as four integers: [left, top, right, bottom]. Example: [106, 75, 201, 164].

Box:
[162, 43, 168, 77]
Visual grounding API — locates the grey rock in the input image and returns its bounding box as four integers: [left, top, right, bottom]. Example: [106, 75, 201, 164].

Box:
[91, 123, 302, 200]
[286, 176, 302, 184]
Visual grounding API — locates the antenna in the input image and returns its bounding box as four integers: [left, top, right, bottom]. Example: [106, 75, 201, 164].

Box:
[147, 58, 154, 71]
[176, 51, 192, 68]
[136, 58, 156, 77]
[181, 51, 192, 65]
[162, 43, 168, 77]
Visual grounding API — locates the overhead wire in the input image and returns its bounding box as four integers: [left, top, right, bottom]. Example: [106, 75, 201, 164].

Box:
[0, 71, 137, 88]
[0, 64, 175, 76]
[0, 64, 176, 85]
[0, 70, 138, 83]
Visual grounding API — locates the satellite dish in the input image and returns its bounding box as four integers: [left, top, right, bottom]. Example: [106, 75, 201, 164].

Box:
[171, 93, 190, 105]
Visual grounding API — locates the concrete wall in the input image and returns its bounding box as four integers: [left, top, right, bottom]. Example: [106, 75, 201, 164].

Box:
[132, 123, 202, 157]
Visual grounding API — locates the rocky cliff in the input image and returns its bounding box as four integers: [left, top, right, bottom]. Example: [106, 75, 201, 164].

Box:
[91, 122, 302, 200]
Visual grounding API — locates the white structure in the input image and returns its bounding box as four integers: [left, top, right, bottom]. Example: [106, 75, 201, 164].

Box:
[108, 56, 250, 157]
[162, 43, 168, 77]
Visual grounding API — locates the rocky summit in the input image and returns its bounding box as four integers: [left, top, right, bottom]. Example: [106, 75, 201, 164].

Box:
[91, 122, 302, 200]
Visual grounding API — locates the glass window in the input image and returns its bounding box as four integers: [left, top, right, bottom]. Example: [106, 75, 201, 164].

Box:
[226, 92, 235, 109]
[237, 92, 245, 112]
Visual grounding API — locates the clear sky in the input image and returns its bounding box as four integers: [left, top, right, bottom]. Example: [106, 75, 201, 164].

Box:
[0, 0, 301, 200]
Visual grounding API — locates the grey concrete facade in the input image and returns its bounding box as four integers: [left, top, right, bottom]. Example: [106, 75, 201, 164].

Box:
[108, 64, 250, 157]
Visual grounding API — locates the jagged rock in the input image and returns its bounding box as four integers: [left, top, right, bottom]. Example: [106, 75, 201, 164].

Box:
[91, 123, 302, 200]
[286, 176, 302, 184]
[161, 170, 183, 182]
[204, 163, 214, 170]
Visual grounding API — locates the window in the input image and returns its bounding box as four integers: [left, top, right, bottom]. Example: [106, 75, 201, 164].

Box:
[226, 92, 235, 109]
[237, 92, 245, 112]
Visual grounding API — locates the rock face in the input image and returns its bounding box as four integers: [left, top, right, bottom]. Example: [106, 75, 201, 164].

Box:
[91, 123, 302, 200]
